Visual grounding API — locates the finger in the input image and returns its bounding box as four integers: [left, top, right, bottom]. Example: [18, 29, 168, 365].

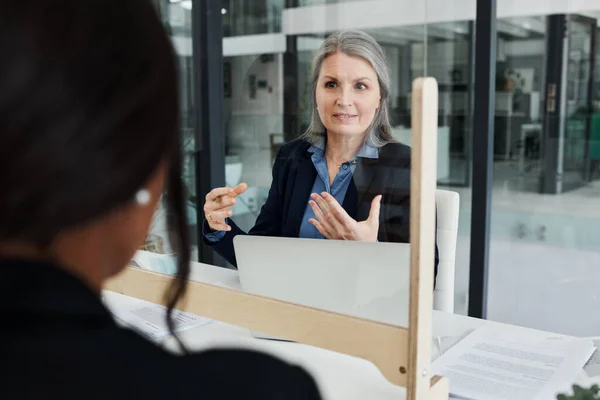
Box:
[233, 182, 248, 195]
[310, 193, 331, 215]
[308, 218, 331, 239]
[309, 199, 327, 223]
[313, 193, 346, 233]
[207, 205, 233, 216]
[207, 210, 233, 231]
[214, 195, 237, 208]
[321, 192, 355, 227]
[203, 199, 235, 216]
[309, 200, 334, 236]
[208, 209, 233, 223]
[367, 195, 382, 225]
[206, 187, 235, 202]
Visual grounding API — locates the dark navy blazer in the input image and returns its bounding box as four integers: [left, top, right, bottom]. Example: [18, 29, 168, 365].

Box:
[204, 139, 438, 280]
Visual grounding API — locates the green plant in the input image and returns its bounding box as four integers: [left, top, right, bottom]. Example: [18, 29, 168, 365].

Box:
[557, 384, 600, 400]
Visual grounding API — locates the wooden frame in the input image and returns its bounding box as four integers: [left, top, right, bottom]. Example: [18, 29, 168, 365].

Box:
[105, 78, 448, 399]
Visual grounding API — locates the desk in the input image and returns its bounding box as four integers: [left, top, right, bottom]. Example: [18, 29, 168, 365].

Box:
[105, 261, 593, 400]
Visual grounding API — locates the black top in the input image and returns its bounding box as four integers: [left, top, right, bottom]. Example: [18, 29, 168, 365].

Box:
[205, 139, 438, 280]
[0, 258, 322, 399]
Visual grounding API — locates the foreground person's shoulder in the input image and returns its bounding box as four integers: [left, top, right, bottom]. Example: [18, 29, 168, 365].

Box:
[184, 348, 322, 399]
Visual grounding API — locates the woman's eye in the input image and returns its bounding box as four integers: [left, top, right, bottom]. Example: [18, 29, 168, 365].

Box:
[355, 82, 367, 90]
[325, 81, 337, 88]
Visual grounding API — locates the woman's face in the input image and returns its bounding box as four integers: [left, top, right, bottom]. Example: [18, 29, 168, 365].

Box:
[315, 51, 381, 139]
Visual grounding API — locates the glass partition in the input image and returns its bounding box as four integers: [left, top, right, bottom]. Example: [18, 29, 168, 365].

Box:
[110, 0, 449, 392]
[202, 0, 476, 324]
[128, 0, 480, 326]
[142, 0, 199, 260]
[487, 1, 600, 336]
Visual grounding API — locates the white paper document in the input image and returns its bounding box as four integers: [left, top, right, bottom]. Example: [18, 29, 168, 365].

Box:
[584, 339, 600, 378]
[432, 325, 594, 400]
[432, 334, 471, 362]
[103, 291, 214, 340]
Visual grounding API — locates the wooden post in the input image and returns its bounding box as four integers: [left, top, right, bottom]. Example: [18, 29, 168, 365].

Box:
[407, 78, 447, 399]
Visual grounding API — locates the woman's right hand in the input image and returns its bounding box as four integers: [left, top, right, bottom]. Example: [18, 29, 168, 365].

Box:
[203, 183, 248, 232]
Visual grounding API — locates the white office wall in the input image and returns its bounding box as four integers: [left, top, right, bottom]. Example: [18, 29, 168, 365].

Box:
[282, 0, 600, 35]
[169, 1, 599, 57]
[173, 34, 298, 58]
[498, 0, 600, 18]
[504, 39, 546, 57]
[223, 34, 286, 57]
[225, 54, 284, 151]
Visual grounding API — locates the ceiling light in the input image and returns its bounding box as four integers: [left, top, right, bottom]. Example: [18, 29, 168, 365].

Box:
[180, 0, 192, 10]
[222, 8, 227, 14]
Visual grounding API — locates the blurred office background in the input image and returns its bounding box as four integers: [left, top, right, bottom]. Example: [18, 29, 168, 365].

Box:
[149, 0, 600, 337]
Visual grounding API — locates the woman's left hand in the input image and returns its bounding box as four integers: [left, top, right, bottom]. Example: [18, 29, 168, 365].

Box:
[308, 192, 382, 242]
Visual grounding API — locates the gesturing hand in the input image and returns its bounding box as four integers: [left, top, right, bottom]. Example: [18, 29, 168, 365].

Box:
[308, 192, 382, 242]
[203, 183, 248, 232]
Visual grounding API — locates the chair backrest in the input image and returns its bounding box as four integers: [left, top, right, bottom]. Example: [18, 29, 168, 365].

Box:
[433, 189, 460, 313]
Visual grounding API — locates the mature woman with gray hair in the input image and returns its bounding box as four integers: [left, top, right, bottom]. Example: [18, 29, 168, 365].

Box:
[203, 30, 438, 278]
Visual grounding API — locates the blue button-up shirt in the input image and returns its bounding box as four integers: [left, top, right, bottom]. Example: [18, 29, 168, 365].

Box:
[204, 139, 378, 242]
[298, 140, 378, 239]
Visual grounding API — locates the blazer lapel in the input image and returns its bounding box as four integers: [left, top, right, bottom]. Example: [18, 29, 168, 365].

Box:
[343, 157, 379, 221]
[285, 153, 317, 237]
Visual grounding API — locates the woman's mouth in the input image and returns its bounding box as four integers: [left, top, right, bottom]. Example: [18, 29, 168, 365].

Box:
[333, 113, 357, 121]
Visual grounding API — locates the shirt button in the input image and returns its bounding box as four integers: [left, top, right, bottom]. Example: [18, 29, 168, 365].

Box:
[342, 164, 348, 170]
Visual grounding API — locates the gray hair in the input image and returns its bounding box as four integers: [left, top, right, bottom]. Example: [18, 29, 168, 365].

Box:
[301, 30, 395, 148]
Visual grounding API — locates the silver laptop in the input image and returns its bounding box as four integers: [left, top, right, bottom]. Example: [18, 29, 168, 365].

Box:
[233, 235, 411, 327]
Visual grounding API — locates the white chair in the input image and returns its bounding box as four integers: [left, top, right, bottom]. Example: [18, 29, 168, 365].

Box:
[433, 189, 460, 313]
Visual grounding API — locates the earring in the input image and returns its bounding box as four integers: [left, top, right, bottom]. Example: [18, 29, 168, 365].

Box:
[135, 189, 151, 206]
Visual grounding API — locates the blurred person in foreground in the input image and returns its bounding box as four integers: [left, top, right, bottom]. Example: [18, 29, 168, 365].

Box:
[0, 1, 321, 399]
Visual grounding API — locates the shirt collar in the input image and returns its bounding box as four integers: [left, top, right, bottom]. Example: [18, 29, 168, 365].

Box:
[307, 136, 379, 159]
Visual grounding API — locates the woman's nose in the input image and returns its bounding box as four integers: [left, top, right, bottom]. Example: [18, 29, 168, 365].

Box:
[336, 87, 353, 107]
